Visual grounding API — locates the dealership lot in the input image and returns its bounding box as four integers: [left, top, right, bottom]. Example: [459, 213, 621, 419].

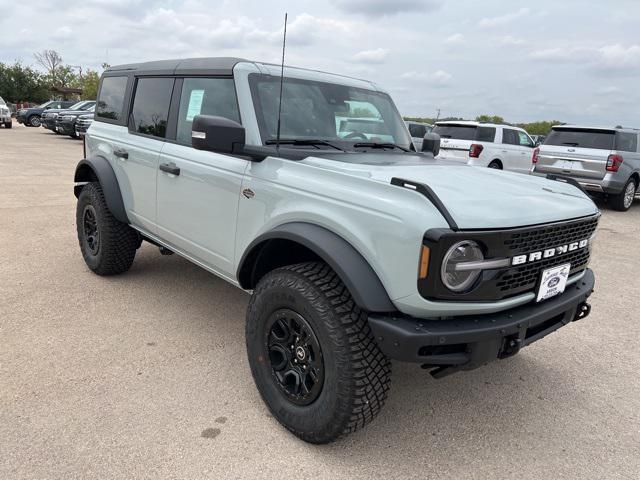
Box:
[1, 123, 639, 479]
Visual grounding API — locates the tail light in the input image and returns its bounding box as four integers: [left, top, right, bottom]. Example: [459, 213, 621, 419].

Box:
[532, 147, 540, 164]
[606, 154, 623, 172]
[469, 144, 484, 158]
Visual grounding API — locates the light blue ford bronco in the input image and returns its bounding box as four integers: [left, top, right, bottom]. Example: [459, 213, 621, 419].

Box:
[74, 58, 599, 443]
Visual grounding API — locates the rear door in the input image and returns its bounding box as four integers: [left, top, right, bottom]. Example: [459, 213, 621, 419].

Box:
[514, 130, 535, 173]
[109, 76, 174, 234]
[535, 128, 614, 180]
[500, 128, 523, 171]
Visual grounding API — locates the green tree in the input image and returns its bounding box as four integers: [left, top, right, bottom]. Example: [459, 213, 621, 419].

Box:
[476, 114, 505, 124]
[80, 70, 100, 100]
[0, 62, 50, 103]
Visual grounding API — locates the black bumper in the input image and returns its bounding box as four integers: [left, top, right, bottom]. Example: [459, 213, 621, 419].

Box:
[369, 269, 595, 377]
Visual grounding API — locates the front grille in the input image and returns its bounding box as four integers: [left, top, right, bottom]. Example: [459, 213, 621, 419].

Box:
[420, 214, 599, 302]
[504, 216, 598, 255]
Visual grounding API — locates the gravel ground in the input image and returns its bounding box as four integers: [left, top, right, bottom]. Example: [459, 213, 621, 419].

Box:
[1, 121, 639, 480]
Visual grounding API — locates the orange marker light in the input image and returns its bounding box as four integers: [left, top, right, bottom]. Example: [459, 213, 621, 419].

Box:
[419, 246, 430, 279]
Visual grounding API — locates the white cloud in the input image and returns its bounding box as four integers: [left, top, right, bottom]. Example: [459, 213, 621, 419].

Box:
[479, 8, 530, 28]
[444, 33, 465, 46]
[352, 48, 390, 64]
[331, 0, 444, 17]
[500, 35, 525, 46]
[401, 70, 452, 87]
[530, 43, 640, 73]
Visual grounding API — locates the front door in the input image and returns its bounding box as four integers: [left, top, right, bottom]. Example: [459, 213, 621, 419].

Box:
[155, 77, 248, 277]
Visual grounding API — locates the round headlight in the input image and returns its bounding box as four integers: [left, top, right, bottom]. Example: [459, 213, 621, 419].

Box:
[441, 240, 484, 292]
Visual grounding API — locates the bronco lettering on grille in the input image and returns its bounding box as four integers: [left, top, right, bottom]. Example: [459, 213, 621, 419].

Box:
[511, 239, 589, 266]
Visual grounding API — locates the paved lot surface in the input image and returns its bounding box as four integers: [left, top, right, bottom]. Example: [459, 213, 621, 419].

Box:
[1, 122, 639, 480]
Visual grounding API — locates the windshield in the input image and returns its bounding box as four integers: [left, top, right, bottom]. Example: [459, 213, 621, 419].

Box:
[545, 128, 615, 150]
[433, 124, 477, 140]
[248, 73, 412, 150]
[36, 101, 54, 109]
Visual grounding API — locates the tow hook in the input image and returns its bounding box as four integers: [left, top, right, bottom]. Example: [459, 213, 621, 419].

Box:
[573, 302, 591, 321]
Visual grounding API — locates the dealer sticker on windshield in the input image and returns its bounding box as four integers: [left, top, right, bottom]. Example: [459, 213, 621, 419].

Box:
[537, 263, 571, 302]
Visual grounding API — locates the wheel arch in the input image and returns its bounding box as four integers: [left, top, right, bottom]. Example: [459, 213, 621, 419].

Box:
[74, 157, 129, 224]
[237, 222, 395, 313]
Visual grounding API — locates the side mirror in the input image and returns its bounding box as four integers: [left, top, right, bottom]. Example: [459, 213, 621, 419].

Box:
[192, 115, 245, 154]
[421, 132, 441, 157]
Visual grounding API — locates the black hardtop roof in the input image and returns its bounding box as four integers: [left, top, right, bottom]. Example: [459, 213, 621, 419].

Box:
[105, 57, 249, 76]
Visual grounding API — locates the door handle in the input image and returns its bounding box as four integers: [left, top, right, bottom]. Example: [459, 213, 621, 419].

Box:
[113, 148, 129, 159]
[159, 162, 180, 176]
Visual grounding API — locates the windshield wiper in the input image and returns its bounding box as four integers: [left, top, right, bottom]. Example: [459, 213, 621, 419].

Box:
[352, 142, 410, 152]
[265, 139, 345, 151]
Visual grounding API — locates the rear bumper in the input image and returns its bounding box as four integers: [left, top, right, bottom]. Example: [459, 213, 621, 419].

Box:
[531, 169, 626, 195]
[369, 269, 595, 376]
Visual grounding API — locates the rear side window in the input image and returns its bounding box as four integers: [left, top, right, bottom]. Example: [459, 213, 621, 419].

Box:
[616, 132, 638, 153]
[96, 76, 128, 121]
[130, 77, 174, 138]
[408, 123, 427, 138]
[545, 129, 615, 150]
[433, 124, 477, 140]
[517, 131, 534, 147]
[176, 77, 240, 145]
[502, 129, 519, 145]
[476, 127, 496, 142]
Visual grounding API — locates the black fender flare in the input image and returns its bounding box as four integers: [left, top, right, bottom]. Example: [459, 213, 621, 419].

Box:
[74, 157, 129, 224]
[237, 222, 395, 313]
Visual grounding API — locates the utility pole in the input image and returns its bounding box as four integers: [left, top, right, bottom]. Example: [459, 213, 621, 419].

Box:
[435, 108, 441, 122]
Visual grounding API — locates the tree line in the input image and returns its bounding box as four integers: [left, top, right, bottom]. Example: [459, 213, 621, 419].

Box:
[404, 114, 563, 136]
[0, 50, 102, 104]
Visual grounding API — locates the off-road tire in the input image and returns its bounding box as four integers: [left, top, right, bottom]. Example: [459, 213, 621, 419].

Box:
[246, 262, 391, 444]
[76, 182, 138, 275]
[609, 177, 637, 212]
[27, 115, 41, 127]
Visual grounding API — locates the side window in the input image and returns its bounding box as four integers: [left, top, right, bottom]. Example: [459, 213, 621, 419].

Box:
[502, 129, 518, 145]
[517, 131, 534, 147]
[130, 77, 174, 138]
[408, 124, 426, 138]
[616, 132, 638, 153]
[476, 127, 496, 142]
[176, 77, 240, 145]
[96, 76, 128, 121]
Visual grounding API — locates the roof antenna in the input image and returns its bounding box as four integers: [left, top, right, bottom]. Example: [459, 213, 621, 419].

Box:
[275, 13, 288, 151]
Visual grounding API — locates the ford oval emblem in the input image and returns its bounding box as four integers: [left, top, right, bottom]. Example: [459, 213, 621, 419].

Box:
[547, 277, 561, 288]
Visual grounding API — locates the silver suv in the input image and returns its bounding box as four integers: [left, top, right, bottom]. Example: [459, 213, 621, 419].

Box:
[532, 125, 640, 211]
[74, 58, 599, 443]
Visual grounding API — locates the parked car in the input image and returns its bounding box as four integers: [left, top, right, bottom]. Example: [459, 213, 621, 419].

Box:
[16, 100, 76, 127]
[74, 57, 598, 443]
[75, 112, 94, 138]
[42, 100, 96, 133]
[434, 121, 535, 174]
[0, 96, 11, 128]
[531, 125, 639, 211]
[55, 105, 95, 138]
[405, 120, 433, 150]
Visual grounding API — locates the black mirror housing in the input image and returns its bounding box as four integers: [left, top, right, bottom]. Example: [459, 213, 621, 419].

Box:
[192, 115, 245, 154]
[422, 132, 441, 157]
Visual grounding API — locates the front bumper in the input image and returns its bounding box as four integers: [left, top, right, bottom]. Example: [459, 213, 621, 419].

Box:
[0, 114, 10, 123]
[56, 121, 75, 135]
[369, 269, 595, 377]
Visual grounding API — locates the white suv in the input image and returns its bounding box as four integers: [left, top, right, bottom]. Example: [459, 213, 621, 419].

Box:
[434, 121, 535, 173]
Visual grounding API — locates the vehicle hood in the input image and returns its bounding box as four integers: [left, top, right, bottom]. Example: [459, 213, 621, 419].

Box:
[301, 153, 599, 229]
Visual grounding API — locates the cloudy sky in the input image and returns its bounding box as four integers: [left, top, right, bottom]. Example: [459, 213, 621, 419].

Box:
[1, 0, 639, 125]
